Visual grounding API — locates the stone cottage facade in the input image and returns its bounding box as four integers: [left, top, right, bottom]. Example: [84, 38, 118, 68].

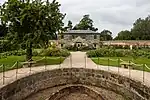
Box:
[57, 30, 101, 49]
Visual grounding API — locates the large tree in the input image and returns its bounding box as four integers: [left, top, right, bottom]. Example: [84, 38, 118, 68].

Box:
[73, 14, 98, 31]
[0, 0, 65, 60]
[100, 29, 113, 41]
[0, 24, 7, 37]
[131, 16, 150, 40]
[115, 15, 150, 40]
[114, 30, 133, 40]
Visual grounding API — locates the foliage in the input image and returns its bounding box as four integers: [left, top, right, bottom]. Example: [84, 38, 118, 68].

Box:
[100, 29, 113, 41]
[64, 20, 73, 30]
[0, 24, 8, 37]
[86, 48, 123, 57]
[131, 16, 150, 40]
[0, 39, 21, 53]
[0, 50, 39, 59]
[115, 15, 150, 40]
[64, 45, 78, 51]
[0, 0, 65, 60]
[114, 30, 132, 40]
[40, 47, 70, 57]
[110, 45, 129, 49]
[0, 50, 26, 57]
[86, 48, 150, 58]
[64, 44, 95, 51]
[73, 14, 98, 31]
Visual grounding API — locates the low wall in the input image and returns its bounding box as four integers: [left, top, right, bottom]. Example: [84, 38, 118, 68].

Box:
[0, 68, 150, 100]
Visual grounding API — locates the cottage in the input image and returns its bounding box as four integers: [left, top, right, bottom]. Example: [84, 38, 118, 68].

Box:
[58, 30, 101, 49]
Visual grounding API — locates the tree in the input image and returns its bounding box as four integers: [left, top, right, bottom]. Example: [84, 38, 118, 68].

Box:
[0, 24, 7, 37]
[100, 29, 113, 41]
[67, 20, 73, 30]
[114, 15, 150, 40]
[114, 30, 132, 40]
[64, 20, 73, 31]
[131, 16, 150, 40]
[0, 0, 65, 61]
[73, 14, 98, 31]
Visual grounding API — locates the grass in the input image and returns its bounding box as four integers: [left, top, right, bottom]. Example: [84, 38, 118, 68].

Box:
[91, 57, 150, 72]
[0, 56, 65, 72]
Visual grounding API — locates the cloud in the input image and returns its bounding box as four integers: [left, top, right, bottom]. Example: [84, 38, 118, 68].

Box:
[0, 0, 150, 37]
[59, 0, 150, 37]
[0, 0, 5, 4]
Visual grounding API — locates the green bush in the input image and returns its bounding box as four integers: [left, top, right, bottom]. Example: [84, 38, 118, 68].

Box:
[40, 47, 70, 57]
[60, 49, 70, 57]
[32, 50, 39, 56]
[87, 48, 150, 58]
[0, 50, 26, 56]
[87, 48, 130, 57]
[0, 40, 20, 53]
[0, 50, 26, 59]
[64, 44, 95, 51]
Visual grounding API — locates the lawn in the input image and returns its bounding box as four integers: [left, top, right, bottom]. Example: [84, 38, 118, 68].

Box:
[91, 57, 150, 72]
[0, 56, 65, 72]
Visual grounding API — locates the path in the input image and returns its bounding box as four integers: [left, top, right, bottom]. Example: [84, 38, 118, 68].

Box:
[62, 52, 150, 86]
[0, 52, 150, 88]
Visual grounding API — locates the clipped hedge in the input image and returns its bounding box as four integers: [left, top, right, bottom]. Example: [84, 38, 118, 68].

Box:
[40, 47, 70, 57]
[64, 44, 95, 51]
[87, 48, 126, 57]
[86, 48, 150, 58]
[0, 50, 26, 59]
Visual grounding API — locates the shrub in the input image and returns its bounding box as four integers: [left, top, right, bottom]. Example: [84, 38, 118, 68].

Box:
[40, 47, 70, 57]
[32, 50, 39, 56]
[60, 49, 70, 57]
[0, 50, 26, 59]
[87, 48, 150, 58]
[86, 50, 97, 57]
[87, 48, 130, 57]
[0, 40, 20, 53]
[64, 44, 95, 51]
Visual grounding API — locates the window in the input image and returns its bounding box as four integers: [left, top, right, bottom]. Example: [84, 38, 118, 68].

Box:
[61, 35, 64, 39]
[61, 44, 64, 47]
[94, 44, 96, 48]
[94, 35, 97, 39]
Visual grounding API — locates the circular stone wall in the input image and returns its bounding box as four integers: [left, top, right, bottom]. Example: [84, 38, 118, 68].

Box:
[0, 68, 149, 100]
[48, 85, 105, 100]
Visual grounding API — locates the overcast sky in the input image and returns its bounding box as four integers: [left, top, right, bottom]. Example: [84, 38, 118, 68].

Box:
[0, 0, 150, 37]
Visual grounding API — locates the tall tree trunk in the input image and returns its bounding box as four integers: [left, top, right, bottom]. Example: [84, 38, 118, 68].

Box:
[26, 42, 32, 61]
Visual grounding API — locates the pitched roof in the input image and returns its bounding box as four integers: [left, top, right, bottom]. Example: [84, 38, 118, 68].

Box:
[64, 30, 98, 34]
[73, 36, 85, 43]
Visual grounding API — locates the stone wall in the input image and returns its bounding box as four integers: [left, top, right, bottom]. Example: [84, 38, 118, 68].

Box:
[0, 68, 149, 100]
[48, 85, 105, 100]
[62, 34, 99, 41]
